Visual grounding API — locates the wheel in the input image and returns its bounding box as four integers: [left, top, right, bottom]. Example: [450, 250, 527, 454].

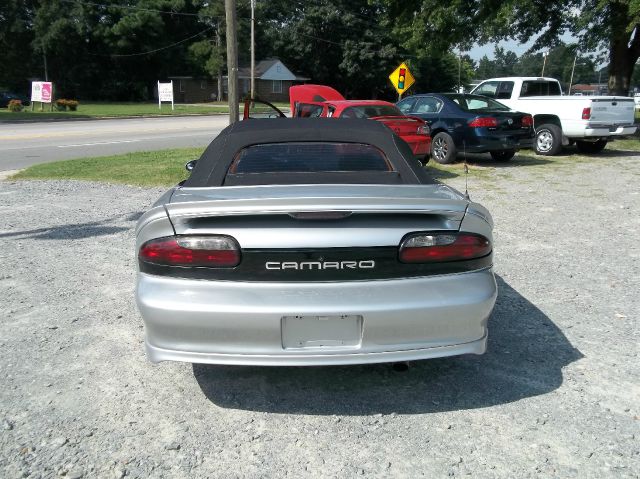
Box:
[575, 139, 607, 153]
[431, 132, 457, 164]
[535, 123, 563, 155]
[490, 149, 516, 161]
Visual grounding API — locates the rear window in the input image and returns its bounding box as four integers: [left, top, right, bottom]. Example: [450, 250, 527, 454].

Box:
[340, 105, 402, 118]
[444, 94, 510, 112]
[228, 142, 392, 174]
[520, 81, 562, 97]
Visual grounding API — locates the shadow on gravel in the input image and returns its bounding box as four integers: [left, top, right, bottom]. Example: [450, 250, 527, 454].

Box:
[0, 211, 143, 240]
[193, 276, 583, 415]
[565, 148, 640, 158]
[460, 153, 554, 167]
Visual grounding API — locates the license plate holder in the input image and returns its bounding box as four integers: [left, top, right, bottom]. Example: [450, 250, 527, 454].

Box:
[281, 315, 363, 350]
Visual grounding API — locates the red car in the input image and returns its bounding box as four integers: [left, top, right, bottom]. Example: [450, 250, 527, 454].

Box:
[243, 85, 431, 163]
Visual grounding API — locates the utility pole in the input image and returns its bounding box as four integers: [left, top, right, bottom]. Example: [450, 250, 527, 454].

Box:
[225, 0, 239, 123]
[216, 21, 222, 103]
[569, 54, 578, 95]
[541, 51, 548, 77]
[250, 0, 255, 100]
[457, 50, 462, 93]
[42, 44, 48, 81]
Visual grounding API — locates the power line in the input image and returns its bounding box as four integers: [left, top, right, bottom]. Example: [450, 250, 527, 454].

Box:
[60, 0, 207, 17]
[297, 32, 343, 46]
[89, 26, 215, 57]
[60, 0, 249, 20]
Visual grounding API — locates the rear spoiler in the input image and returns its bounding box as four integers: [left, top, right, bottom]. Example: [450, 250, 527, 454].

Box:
[166, 184, 470, 222]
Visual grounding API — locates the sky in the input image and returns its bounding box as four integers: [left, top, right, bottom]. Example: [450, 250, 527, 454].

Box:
[466, 33, 579, 62]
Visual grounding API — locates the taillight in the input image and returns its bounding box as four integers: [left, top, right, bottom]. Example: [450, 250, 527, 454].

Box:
[399, 233, 491, 263]
[521, 115, 533, 127]
[139, 235, 240, 267]
[468, 117, 498, 128]
[582, 107, 591, 120]
[416, 124, 431, 135]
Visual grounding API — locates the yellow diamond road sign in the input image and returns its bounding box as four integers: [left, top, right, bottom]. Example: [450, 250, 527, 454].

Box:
[389, 62, 415, 95]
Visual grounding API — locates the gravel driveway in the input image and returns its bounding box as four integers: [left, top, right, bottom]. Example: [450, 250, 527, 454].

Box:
[1, 149, 638, 478]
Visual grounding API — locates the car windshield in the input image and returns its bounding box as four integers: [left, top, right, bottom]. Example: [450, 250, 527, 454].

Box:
[444, 94, 511, 112]
[228, 142, 392, 174]
[340, 105, 402, 118]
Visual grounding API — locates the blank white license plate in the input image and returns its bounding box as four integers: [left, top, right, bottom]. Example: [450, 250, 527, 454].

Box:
[281, 315, 363, 350]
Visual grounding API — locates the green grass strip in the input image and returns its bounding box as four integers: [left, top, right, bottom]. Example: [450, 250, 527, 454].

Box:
[11, 148, 205, 187]
[10, 137, 639, 188]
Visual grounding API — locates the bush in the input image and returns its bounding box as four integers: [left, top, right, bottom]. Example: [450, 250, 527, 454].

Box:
[55, 99, 79, 111]
[8, 99, 23, 112]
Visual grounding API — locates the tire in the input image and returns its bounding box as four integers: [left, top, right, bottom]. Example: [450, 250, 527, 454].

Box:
[431, 132, 457, 164]
[490, 149, 516, 161]
[575, 139, 607, 154]
[535, 123, 563, 155]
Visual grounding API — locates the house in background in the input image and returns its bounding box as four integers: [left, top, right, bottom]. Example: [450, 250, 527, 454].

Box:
[570, 83, 609, 96]
[236, 58, 310, 102]
[166, 77, 218, 103]
[160, 59, 309, 103]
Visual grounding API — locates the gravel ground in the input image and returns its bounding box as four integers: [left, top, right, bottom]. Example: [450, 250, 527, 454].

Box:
[0, 149, 639, 478]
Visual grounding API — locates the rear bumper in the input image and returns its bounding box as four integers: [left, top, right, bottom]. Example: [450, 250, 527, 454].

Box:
[583, 125, 637, 137]
[463, 130, 533, 153]
[146, 334, 488, 366]
[136, 269, 497, 366]
[402, 135, 431, 156]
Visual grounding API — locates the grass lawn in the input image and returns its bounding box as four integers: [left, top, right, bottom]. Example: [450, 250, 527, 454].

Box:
[0, 102, 230, 121]
[11, 148, 204, 187]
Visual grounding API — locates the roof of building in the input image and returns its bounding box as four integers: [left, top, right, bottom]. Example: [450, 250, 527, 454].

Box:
[237, 58, 310, 81]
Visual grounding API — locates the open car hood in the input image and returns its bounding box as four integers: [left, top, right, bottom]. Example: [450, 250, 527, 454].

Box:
[289, 84, 345, 112]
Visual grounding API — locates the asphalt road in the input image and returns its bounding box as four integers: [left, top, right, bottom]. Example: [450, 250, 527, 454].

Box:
[0, 116, 230, 171]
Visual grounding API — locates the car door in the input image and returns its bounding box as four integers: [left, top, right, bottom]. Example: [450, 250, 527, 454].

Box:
[243, 99, 287, 119]
[397, 96, 444, 133]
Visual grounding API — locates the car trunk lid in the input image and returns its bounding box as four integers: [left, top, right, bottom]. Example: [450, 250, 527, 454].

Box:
[165, 184, 469, 249]
[370, 115, 427, 136]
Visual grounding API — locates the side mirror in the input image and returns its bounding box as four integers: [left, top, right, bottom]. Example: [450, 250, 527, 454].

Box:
[185, 160, 197, 172]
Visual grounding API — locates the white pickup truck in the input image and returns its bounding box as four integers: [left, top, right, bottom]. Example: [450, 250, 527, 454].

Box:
[470, 77, 636, 155]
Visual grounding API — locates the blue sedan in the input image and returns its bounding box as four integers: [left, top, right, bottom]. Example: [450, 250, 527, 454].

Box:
[397, 93, 534, 164]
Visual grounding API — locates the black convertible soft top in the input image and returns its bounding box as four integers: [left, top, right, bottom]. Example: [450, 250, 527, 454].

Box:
[184, 118, 435, 187]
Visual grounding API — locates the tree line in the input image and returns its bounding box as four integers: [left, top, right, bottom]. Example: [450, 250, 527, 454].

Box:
[1, 0, 638, 100]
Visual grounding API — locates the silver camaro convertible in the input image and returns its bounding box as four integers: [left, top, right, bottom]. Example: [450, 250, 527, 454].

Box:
[135, 119, 497, 366]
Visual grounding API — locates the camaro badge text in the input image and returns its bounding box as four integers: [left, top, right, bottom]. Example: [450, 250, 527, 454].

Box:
[266, 260, 376, 270]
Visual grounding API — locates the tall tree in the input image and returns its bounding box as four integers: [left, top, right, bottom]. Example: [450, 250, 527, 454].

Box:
[493, 47, 518, 77]
[0, 0, 37, 91]
[257, 0, 399, 99]
[475, 55, 496, 80]
[385, 0, 640, 95]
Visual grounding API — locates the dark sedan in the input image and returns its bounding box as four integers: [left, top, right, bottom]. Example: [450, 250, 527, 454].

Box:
[0, 91, 30, 108]
[397, 93, 534, 164]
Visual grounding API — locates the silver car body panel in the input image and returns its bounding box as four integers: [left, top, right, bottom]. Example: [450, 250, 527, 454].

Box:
[136, 183, 497, 366]
[138, 269, 496, 366]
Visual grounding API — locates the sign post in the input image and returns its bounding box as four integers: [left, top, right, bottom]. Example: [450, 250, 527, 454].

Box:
[389, 62, 415, 101]
[31, 81, 53, 111]
[158, 81, 174, 110]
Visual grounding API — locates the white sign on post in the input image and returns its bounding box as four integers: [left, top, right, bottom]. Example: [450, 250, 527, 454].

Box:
[31, 81, 53, 103]
[158, 81, 174, 110]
